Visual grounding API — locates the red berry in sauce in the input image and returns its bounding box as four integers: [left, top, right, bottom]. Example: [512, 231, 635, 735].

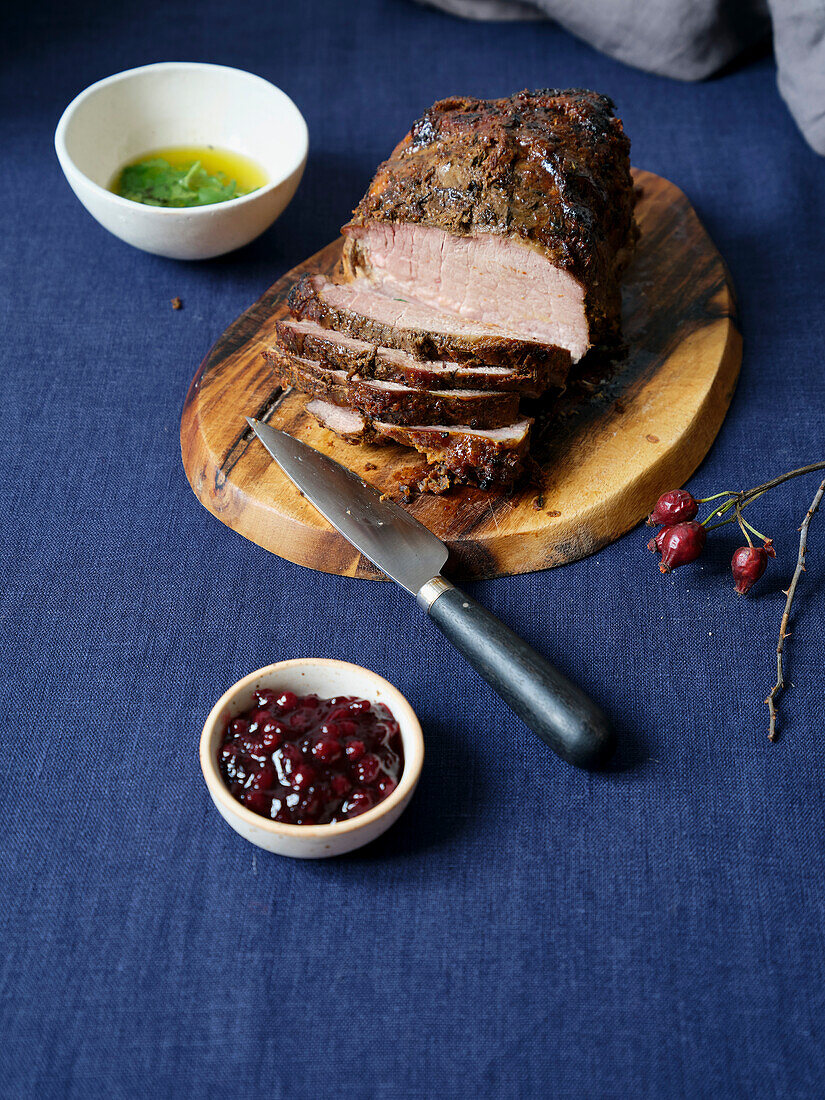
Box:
[330, 774, 352, 798]
[354, 753, 380, 785]
[292, 706, 326, 733]
[343, 790, 376, 817]
[241, 789, 271, 814]
[312, 735, 343, 764]
[253, 688, 278, 709]
[646, 489, 699, 527]
[658, 521, 707, 573]
[273, 743, 302, 781]
[731, 545, 771, 594]
[248, 708, 273, 730]
[238, 732, 265, 757]
[260, 723, 284, 750]
[291, 763, 316, 791]
[228, 718, 250, 738]
[249, 764, 275, 791]
[218, 692, 403, 825]
[376, 776, 397, 798]
[296, 788, 323, 824]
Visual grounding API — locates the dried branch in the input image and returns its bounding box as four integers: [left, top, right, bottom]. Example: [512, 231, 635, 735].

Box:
[743, 461, 825, 503]
[766, 478, 825, 741]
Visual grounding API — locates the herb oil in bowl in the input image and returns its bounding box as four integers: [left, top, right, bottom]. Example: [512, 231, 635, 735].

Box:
[111, 145, 268, 208]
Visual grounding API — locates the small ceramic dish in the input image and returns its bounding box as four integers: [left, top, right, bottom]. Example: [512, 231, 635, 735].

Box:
[54, 62, 308, 260]
[199, 659, 424, 858]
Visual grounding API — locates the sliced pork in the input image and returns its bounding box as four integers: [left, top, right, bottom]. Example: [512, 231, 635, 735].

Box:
[306, 399, 367, 443]
[288, 273, 570, 381]
[266, 348, 520, 428]
[306, 399, 532, 490]
[342, 89, 636, 361]
[266, 88, 636, 492]
[275, 318, 545, 396]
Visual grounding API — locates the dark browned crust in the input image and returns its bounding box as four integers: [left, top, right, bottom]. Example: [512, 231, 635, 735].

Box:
[374, 421, 530, 489]
[274, 318, 548, 397]
[306, 398, 531, 490]
[287, 274, 571, 382]
[342, 89, 637, 344]
[265, 347, 520, 429]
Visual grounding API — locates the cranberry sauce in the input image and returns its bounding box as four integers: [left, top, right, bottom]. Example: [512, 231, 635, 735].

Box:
[218, 690, 404, 825]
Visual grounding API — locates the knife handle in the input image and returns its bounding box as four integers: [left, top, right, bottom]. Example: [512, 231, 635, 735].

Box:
[418, 579, 613, 769]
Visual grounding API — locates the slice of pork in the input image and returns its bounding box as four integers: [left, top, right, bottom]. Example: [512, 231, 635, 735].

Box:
[288, 273, 571, 386]
[274, 318, 544, 396]
[306, 398, 532, 489]
[344, 222, 591, 361]
[268, 348, 520, 429]
[306, 399, 368, 443]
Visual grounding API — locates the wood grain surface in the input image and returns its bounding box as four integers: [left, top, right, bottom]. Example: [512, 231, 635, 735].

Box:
[181, 169, 742, 581]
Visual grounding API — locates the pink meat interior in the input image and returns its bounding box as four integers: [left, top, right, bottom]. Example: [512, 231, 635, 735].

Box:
[345, 222, 589, 360]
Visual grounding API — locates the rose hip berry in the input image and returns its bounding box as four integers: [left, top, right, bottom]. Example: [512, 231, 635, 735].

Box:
[646, 489, 699, 527]
[658, 521, 707, 573]
[647, 527, 670, 555]
[218, 693, 403, 825]
[731, 543, 774, 594]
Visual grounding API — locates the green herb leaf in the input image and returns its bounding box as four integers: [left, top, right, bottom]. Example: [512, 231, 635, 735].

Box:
[115, 157, 257, 208]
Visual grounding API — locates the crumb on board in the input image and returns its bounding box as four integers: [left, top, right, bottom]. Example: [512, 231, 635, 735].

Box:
[646, 434, 660, 443]
[364, 462, 377, 471]
[171, 297, 183, 310]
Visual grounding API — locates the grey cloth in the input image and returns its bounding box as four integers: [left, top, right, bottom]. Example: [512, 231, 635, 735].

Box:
[417, 0, 825, 154]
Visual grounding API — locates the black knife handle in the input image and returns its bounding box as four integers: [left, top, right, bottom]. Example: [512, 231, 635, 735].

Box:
[420, 580, 613, 769]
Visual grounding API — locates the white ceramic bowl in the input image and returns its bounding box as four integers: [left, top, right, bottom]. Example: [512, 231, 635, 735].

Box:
[200, 659, 424, 858]
[55, 62, 308, 260]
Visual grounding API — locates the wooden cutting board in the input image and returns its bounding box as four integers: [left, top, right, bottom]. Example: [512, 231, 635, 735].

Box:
[181, 169, 741, 581]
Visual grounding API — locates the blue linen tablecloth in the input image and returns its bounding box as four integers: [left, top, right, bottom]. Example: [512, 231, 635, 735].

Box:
[3, 1, 825, 1096]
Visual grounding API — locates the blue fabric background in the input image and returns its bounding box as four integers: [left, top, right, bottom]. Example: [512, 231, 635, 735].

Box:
[2, 2, 824, 1096]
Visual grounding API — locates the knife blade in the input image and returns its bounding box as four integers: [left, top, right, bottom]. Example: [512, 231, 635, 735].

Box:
[248, 417, 613, 769]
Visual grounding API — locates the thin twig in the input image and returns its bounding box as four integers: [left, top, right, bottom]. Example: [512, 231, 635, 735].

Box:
[766, 478, 825, 742]
[741, 517, 769, 543]
[743, 461, 825, 504]
[735, 499, 752, 546]
[702, 466, 825, 532]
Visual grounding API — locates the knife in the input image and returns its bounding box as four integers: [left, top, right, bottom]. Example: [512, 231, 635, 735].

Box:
[248, 418, 614, 769]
